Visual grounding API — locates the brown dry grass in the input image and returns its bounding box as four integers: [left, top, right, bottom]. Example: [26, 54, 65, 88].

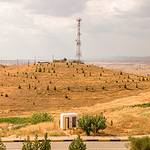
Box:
[0, 62, 150, 136]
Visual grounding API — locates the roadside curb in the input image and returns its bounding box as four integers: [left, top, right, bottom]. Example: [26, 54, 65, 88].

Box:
[2, 135, 150, 143]
[1, 136, 129, 143]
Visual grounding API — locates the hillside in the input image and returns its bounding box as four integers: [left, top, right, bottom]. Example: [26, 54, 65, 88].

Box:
[0, 62, 150, 117]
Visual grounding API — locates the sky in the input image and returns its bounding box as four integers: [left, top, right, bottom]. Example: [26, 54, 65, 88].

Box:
[0, 0, 150, 60]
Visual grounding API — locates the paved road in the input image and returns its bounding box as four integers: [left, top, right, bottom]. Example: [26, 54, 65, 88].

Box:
[5, 142, 128, 150]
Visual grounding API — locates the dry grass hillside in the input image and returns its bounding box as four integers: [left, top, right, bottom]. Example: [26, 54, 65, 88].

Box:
[1, 61, 150, 136]
[0, 61, 150, 117]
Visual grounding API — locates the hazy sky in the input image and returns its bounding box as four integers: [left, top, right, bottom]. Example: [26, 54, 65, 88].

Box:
[0, 0, 150, 60]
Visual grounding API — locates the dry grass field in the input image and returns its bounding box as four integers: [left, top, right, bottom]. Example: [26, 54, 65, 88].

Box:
[0, 61, 150, 137]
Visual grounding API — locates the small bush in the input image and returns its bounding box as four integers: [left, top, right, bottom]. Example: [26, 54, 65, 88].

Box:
[18, 85, 21, 89]
[54, 86, 56, 91]
[0, 138, 6, 150]
[47, 85, 49, 91]
[40, 133, 51, 150]
[30, 112, 53, 124]
[129, 136, 150, 150]
[65, 95, 69, 99]
[22, 136, 33, 150]
[102, 86, 105, 90]
[69, 136, 86, 150]
[38, 67, 42, 72]
[22, 133, 51, 150]
[5, 94, 8, 97]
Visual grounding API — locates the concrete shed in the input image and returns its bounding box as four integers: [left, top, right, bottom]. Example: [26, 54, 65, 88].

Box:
[60, 113, 78, 130]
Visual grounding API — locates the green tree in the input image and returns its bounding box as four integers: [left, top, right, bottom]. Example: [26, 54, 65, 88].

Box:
[78, 115, 93, 136]
[69, 136, 86, 150]
[91, 115, 106, 135]
[78, 115, 107, 136]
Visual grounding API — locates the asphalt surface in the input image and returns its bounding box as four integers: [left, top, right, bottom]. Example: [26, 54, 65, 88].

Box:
[5, 141, 128, 150]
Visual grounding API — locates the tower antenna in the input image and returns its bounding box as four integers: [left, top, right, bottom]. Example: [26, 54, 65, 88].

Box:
[76, 18, 82, 63]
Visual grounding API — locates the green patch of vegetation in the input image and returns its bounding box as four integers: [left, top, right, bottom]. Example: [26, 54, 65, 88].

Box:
[132, 103, 150, 108]
[0, 113, 53, 125]
[129, 136, 150, 150]
[0, 117, 30, 124]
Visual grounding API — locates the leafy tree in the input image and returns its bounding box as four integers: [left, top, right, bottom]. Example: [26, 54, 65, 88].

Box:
[78, 115, 93, 136]
[91, 115, 106, 135]
[69, 136, 86, 150]
[78, 115, 107, 136]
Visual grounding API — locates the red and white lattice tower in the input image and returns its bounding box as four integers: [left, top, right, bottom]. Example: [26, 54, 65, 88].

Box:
[76, 18, 82, 62]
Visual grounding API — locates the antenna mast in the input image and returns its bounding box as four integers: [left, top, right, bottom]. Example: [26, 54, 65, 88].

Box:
[76, 18, 82, 63]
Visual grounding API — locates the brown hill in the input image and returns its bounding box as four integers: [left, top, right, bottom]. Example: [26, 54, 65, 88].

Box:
[0, 62, 150, 117]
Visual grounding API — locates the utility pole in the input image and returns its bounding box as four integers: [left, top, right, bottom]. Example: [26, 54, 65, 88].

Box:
[76, 18, 82, 63]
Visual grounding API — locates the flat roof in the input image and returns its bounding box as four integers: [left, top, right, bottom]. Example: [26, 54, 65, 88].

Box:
[60, 113, 77, 116]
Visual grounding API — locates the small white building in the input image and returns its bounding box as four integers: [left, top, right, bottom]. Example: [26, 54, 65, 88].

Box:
[60, 113, 78, 130]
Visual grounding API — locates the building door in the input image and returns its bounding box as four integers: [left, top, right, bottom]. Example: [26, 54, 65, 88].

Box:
[65, 117, 69, 130]
[72, 117, 76, 128]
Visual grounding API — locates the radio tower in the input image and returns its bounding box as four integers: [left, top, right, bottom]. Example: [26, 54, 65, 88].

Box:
[76, 18, 82, 63]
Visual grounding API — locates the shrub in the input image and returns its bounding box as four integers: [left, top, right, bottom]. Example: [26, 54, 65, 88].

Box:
[5, 94, 8, 97]
[22, 136, 33, 150]
[69, 136, 86, 150]
[0, 138, 6, 150]
[40, 133, 51, 150]
[129, 136, 150, 150]
[124, 84, 127, 89]
[18, 85, 21, 89]
[102, 86, 105, 90]
[38, 67, 42, 72]
[78, 114, 107, 136]
[22, 134, 51, 150]
[47, 85, 49, 91]
[65, 95, 69, 99]
[54, 86, 56, 91]
[30, 112, 53, 124]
